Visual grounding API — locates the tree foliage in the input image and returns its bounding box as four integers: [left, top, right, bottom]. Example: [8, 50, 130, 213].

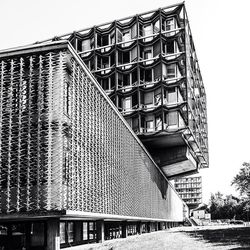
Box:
[209, 163, 250, 221]
[232, 162, 250, 197]
[208, 192, 249, 221]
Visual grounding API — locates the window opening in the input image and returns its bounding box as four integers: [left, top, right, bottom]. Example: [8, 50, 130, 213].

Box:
[168, 111, 178, 126]
[123, 97, 131, 110]
[146, 120, 154, 132]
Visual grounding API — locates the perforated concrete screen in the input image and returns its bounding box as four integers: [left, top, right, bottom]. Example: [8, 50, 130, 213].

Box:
[0, 41, 185, 221]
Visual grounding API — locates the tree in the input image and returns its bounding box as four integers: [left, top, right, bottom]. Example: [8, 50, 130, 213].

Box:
[209, 192, 225, 219]
[232, 162, 250, 198]
[208, 193, 242, 220]
[231, 163, 250, 221]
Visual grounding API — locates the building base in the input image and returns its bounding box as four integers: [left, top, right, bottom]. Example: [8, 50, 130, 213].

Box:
[0, 215, 183, 250]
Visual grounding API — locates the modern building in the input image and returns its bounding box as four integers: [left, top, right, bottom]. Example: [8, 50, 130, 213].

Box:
[41, 2, 209, 178]
[0, 3, 208, 250]
[174, 176, 202, 209]
[0, 41, 188, 250]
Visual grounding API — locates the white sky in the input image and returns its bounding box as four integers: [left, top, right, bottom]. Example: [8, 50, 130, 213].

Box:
[1, 0, 250, 203]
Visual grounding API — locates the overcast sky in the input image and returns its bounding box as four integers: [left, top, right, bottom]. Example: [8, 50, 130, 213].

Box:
[1, 0, 249, 203]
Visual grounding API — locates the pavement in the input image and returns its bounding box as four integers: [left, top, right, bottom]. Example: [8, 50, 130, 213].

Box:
[64, 225, 250, 250]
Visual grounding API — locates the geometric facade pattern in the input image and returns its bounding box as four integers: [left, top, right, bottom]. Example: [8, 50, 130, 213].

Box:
[175, 176, 202, 208]
[0, 41, 185, 221]
[42, 3, 208, 177]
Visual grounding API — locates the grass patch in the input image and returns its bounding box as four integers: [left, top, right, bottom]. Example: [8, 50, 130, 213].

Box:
[183, 226, 250, 247]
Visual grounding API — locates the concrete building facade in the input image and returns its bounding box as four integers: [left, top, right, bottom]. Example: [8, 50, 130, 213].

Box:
[174, 176, 202, 209]
[0, 3, 208, 249]
[0, 41, 187, 250]
[43, 3, 209, 178]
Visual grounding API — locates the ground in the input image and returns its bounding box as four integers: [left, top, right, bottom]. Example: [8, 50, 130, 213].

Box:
[66, 225, 250, 250]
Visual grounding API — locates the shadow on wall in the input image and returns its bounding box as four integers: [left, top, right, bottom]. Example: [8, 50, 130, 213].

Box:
[182, 227, 250, 248]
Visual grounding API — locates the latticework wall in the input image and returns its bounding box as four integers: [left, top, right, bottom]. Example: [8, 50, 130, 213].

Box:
[0, 42, 184, 221]
[0, 48, 67, 213]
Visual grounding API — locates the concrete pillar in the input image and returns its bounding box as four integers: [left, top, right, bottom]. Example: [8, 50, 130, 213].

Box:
[74, 221, 82, 244]
[25, 222, 31, 250]
[46, 219, 60, 250]
[136, 221, 142, 235]
[146, 222, 151, 233]
[158, 222, 163, 231]
[121, 221, 127, 238]
[96, 220, 105, 243]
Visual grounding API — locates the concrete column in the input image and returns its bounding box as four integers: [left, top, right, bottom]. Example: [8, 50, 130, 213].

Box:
[25, 222, 31, 250]
[121, 221, 127, 238]
[146, 222, 151, 233]
[74, 221, 82, 244]
[46, 219, 60, 250]
[158, 222, 163, 231]
[153, 222, 156, 231]
[136, 221, 142, 235]
[96, 220, 105, 243]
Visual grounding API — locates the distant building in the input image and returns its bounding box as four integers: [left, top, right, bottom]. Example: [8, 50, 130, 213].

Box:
[175, 176, 202, 209]
[192, 204, 211, 220]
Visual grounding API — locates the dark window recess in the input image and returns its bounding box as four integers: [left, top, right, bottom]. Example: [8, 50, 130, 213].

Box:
[141, 116, 145, 128]
[132, 70, 137, 84]
[123, 51, 130, 64]
[110, 74, 115, 89]
[153, 42, 161, 57]
[110, 96, 116, 106]
[97, 56, 102, 69]
[132, 94, 138, 107]
[123, 74, 130, 86]
[97, 33, 102, 47]
[132, 117, 139, 131]
[118, 51, 123, 65]
[0, 222, 46, 250]
[102, 78, 109, 90]
[166, 40, 175, 54]
[139, 23, 143, 37]
[110, 53, 115, 66]
[90, 58, 95, 71]
[118, 73, 123, 86]
[77, 39, 82, 52]
[102, 35, 109, 46]
[118, 96, 122, 109]
[154, 64, 161, 81]
[140, 92, 144, 104]
[145, 69, 152, 82]
[31, 222, 45, 248]
[139, 45, 144, 59]
[102, 56, 109, 68]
